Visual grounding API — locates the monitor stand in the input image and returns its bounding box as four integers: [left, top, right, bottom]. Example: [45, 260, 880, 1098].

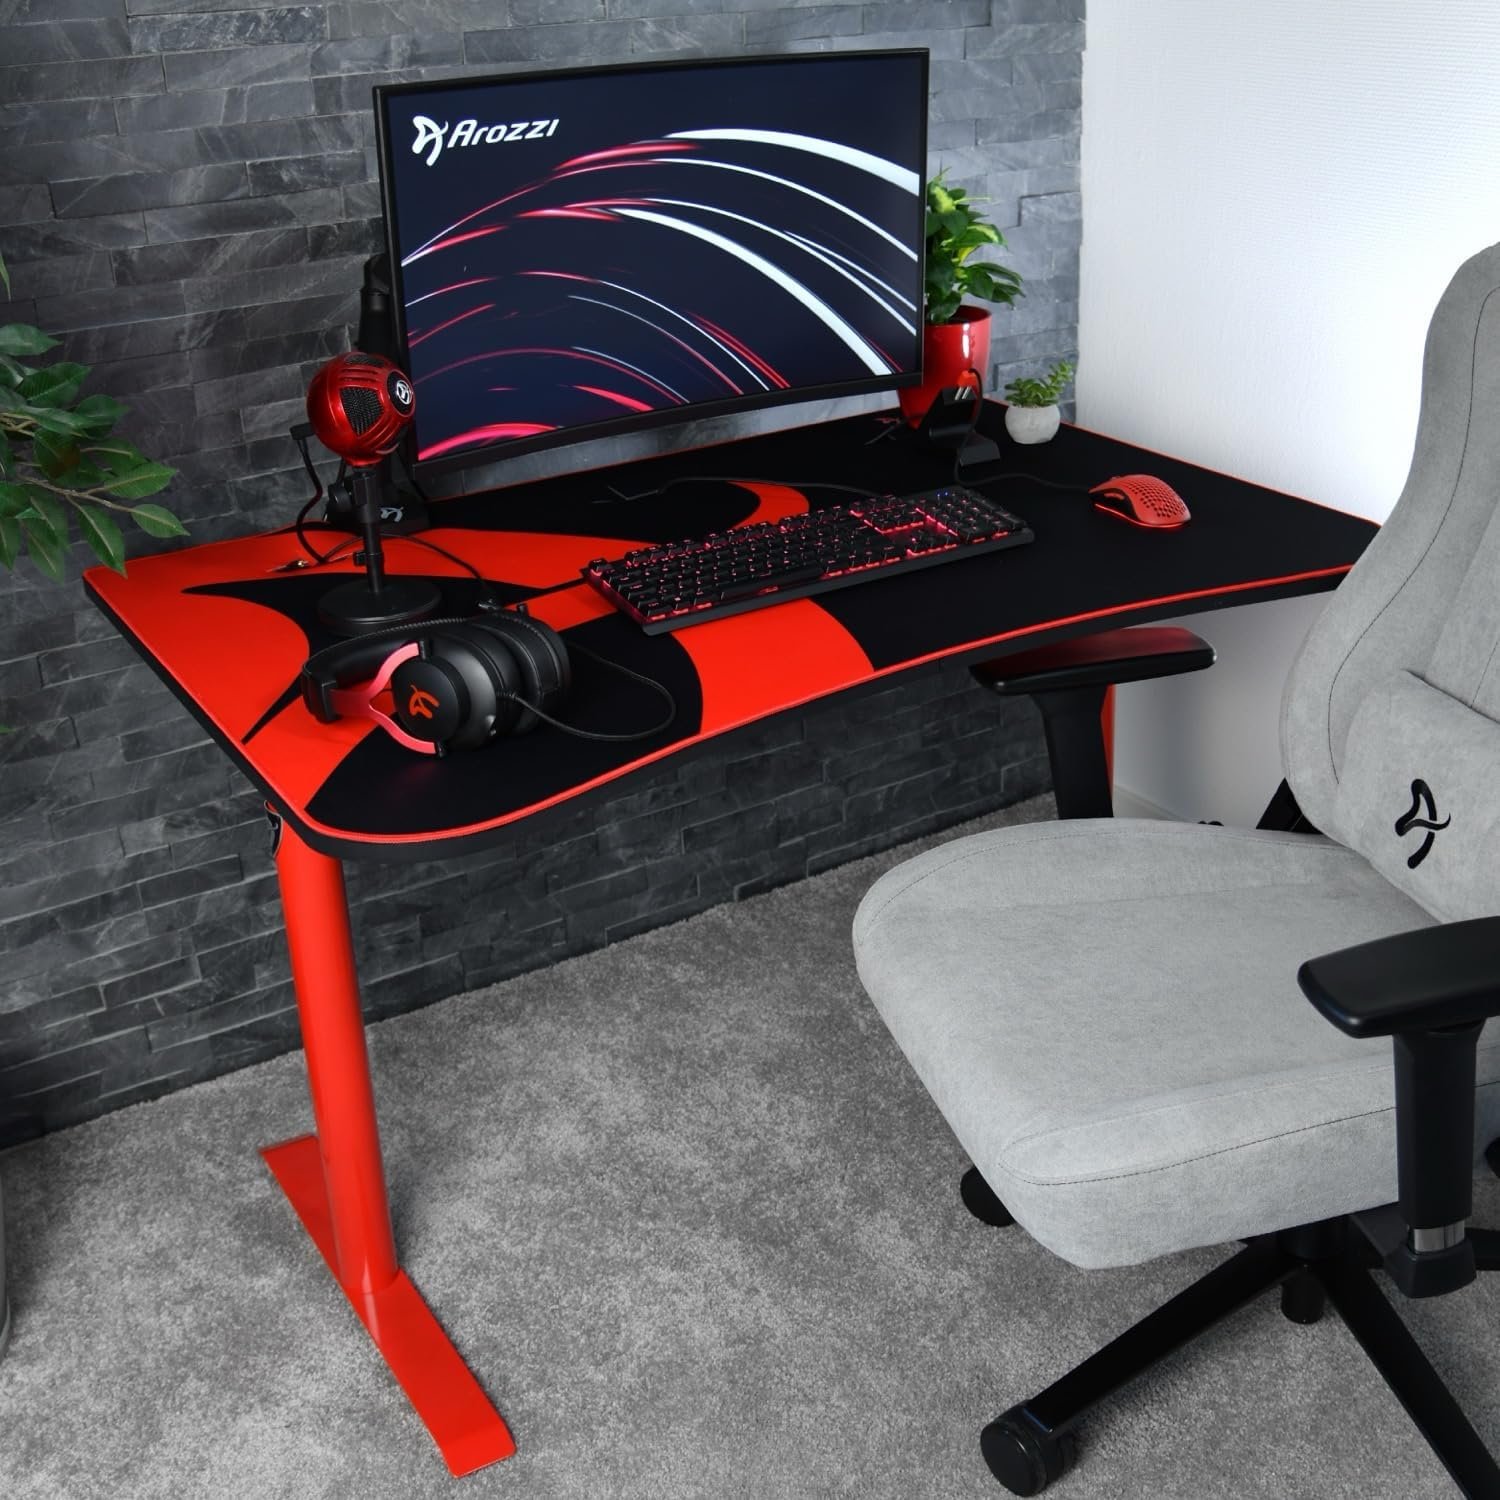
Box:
[317, 461, 442, 635]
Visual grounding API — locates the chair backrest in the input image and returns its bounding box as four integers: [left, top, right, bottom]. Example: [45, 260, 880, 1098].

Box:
[1281, 241, 1500, 922]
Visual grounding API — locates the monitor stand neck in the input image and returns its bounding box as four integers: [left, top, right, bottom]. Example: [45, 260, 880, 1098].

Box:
[316, 462, 442, 635]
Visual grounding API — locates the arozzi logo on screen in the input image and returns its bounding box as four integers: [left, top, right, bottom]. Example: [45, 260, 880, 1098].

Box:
[411, 115, 560, 167]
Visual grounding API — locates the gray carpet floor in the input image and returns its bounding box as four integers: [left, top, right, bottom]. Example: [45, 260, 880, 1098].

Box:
[1, 794, 1496, 1499]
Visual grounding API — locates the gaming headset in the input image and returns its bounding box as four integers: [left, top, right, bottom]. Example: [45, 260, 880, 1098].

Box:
[300, 608, 574, 755]
[300, 599, 684, 755]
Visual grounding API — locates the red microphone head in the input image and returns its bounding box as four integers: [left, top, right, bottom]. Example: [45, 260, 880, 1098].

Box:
[306, 352, 415, 467]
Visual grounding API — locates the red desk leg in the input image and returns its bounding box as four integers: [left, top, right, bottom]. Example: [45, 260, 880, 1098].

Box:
[261, 817, 516, 1476]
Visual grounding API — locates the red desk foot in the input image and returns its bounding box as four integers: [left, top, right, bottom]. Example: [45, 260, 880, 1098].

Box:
[262, 1133, 517, 1477]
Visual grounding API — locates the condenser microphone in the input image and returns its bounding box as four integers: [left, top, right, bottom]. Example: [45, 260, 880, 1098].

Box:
[304, 352, 440, 635]
[305, 351, 416, 467]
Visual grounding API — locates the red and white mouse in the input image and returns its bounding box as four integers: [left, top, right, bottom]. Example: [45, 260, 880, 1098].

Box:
[1090, 474, 1191, 529]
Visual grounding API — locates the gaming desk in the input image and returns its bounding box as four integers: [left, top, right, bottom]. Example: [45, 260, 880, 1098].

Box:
[83, 402, 1376, 1476]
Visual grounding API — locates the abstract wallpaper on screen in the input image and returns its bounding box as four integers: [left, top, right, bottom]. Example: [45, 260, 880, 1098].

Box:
[378, 54, 927, 465]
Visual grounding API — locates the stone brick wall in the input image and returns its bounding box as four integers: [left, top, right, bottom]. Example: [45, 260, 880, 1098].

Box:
[0, 0, 1081, 1145]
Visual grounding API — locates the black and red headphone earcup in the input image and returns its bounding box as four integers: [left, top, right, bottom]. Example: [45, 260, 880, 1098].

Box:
[390, 627, 525, 749]
[468, 614, 570, 733]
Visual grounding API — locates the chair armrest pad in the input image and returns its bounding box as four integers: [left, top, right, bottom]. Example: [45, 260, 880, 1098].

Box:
[1298, 917, 1500, 1037]
[970, 625, 1214, 696]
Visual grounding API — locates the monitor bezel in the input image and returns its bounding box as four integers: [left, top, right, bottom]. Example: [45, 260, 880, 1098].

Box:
[372, 48, 930, 482]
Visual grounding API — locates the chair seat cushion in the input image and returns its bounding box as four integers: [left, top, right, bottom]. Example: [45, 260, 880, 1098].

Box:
[853, 818, 1500, 1268]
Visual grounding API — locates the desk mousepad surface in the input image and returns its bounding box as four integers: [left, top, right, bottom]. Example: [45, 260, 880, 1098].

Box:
[86, 406, 1375, 857]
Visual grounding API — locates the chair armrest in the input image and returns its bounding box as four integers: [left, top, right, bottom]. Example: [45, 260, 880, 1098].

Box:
[1297, 916, 1500, 1037]
[970, 625, 1214, 696]
[1298, 917, 1500, 1296]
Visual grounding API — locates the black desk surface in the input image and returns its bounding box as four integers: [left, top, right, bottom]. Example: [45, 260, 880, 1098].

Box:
[86, 402, 1375, 858]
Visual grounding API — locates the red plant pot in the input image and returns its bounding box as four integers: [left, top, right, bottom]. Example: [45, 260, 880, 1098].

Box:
[898, 306, 993, 426]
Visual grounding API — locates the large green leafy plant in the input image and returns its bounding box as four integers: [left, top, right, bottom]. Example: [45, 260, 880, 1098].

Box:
[0, 251, 184, 578]
[923, 170, 1023, 326]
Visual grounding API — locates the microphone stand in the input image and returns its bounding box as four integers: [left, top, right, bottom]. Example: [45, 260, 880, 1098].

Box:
[316, 456, 442, 635]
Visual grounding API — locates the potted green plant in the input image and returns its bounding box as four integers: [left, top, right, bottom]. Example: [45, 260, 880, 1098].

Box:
[1002, 358, 1074, 445]
[1, 252, 185, 580]
[899, 170, 1023, 425]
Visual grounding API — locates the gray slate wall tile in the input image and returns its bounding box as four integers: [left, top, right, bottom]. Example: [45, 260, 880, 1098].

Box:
[743, 6, 860, 44]
[0, 57, 164, 102]
[2, 20, 132, 65]
[0, 184, 56, 225]
[464, 21, 631, 65]
[326, 0, 469, 37]
[308, 32, 465, 74]
[627, 15, 744, 53]
[162, 44, 312, 93]
[6, 0, 126, 18]
[245, 150, 367, 194]
[864, 0, 987, 28]
[127, 8, 330, 54]
[140, 186, 343, 241]
[114, 81, 317, 133]
[111, 226, 311, 285]
[0, 99, 119, 144]
[967, 21, 1086, 56]
[507, 0, 601, 20]
[51, 163, 252, 218]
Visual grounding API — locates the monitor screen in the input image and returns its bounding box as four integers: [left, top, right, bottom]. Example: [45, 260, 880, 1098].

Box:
[374, 50, 928, 477]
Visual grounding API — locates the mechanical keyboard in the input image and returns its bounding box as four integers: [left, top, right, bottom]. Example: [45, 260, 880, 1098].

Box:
[582, 484, 1033, 633]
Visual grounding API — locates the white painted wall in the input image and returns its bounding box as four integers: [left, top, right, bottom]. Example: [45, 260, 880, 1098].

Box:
[1079, 0, 1500, 825]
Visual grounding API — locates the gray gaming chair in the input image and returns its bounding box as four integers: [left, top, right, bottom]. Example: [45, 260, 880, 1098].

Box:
[854, 241, 1500, 1496]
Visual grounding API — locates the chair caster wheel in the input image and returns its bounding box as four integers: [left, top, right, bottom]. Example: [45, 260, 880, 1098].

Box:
[980, 1406, 1078, 1495]
[961, 1167, 1015, 1227]
[1279, 1269, 1326, 1324]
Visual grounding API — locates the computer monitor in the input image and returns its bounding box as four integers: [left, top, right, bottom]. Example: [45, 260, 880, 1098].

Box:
[373, 49, 929, 480]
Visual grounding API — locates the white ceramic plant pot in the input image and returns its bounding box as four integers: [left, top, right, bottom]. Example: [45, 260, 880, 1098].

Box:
[1004, 403, 1061, 444]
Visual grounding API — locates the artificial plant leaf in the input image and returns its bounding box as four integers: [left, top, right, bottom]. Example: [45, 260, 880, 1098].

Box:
[20, 488, 68, 542]
[85, 439, 146, 470]
[0, 480, 34, 515]
[72, 392, 125, 434]
[129, 502, 187, 538]
[76, 503, 126, 574]
[20, 515, 66, 580]
[34, 428, 83, 480]
[66, 459, 107, 488]
[17, 361, 89, 410]
[0, 516, 18, 570]
[0, 324, 57, 357]
[101, 461, 175, 500]
[27, 407, 91, 438]
[0, 353, 25, 388]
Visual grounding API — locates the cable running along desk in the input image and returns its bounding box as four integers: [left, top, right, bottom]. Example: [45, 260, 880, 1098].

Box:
[84, 404, 1377, 1476]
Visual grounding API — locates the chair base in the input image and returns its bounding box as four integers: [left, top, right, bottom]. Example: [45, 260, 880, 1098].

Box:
[983, 1217, 1500, 1496]
[961, 1167, 1017, 1227]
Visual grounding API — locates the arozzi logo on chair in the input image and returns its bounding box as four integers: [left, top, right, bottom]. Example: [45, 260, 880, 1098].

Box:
[1394, 777, 1450, 869]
